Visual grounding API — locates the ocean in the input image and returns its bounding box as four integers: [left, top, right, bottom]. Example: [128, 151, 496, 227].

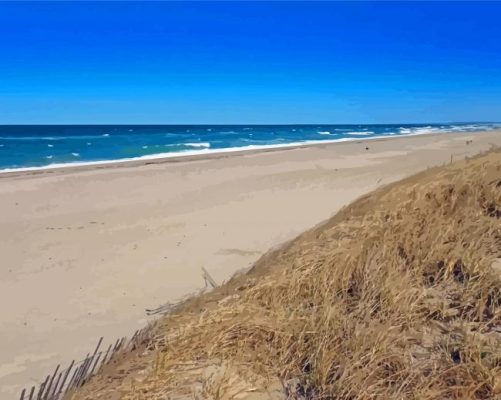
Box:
[0, 123, 499, 172]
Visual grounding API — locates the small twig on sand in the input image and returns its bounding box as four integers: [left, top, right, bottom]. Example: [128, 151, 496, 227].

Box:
[145, 268, 218, 316]
[145, 303, 177, 316]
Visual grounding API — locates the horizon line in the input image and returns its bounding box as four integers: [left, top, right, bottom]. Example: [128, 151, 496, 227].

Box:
[0, 121, 499, 126]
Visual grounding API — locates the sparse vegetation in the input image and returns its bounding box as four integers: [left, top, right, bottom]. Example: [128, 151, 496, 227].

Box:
[71, 150, 501, 400]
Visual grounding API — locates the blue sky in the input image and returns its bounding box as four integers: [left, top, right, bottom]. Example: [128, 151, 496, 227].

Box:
[0, 1, 500, 124]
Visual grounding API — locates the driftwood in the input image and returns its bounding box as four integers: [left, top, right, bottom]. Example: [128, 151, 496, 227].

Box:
[201, 266, 218, 289]
[146, 267, 219, 316]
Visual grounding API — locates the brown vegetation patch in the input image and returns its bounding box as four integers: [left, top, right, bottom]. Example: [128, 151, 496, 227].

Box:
[71, 150, 501, 400]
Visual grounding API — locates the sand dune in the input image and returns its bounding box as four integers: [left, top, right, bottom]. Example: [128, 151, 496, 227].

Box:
[73, 146, 501, 400]
[1, 130, 500, 398]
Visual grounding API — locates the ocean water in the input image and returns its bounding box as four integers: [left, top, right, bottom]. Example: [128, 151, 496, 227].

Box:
[0, 123, 499, 172]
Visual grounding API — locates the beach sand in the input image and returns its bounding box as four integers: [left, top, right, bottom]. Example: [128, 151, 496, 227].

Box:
[0, 130, 500, 397]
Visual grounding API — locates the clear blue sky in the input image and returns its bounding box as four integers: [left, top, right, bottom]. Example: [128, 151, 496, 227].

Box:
[0, 1, 500, 124]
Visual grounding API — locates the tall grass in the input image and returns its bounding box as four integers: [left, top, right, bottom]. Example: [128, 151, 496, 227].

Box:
[73, 150, 501, 400]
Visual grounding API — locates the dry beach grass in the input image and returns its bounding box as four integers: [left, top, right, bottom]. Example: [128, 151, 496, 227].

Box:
[72, 149, 500, 399]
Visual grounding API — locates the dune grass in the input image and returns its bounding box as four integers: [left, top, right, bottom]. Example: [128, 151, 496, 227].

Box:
[72, 150, 500, 400]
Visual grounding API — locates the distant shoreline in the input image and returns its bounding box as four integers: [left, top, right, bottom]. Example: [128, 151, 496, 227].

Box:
[2, 129, 499, 178]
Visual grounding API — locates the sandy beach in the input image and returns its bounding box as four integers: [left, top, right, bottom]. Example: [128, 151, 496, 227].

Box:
[1, 130, 500, 397]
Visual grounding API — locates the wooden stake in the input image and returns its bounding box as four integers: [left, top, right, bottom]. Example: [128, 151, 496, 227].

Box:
[89, 352, 102, 376]
[49, 372, 62, 399]
[99, 344, 113, 371]
[36, 375, 50, 400]
[57, 360, 74, 396]
[43, 364, 59, 400]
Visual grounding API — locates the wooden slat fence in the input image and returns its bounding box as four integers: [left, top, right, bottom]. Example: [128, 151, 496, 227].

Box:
[18, 328, 149, 400]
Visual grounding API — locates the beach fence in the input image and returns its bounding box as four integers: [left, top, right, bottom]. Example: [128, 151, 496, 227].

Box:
[18, 267, 219, 400]
[18, 328, 150, 400]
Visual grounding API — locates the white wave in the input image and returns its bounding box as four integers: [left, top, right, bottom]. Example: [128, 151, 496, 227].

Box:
[47, 144, 54, 147]
[399, 126, 446, 135]
[410, 127, 443, 135]
[345, 131, 375, 135]
[46, 155, 53, 159]
[449, 124, 494, 132]
[71, 153, 80, 157]
[87, 142, 92, 145]
[185, 142, 211, 148]
[142, 146, 148, 149]
[1, 126, 499, 174]
[0, 137, 388, 174]
[449, 125, 469, 132]
[317, 131, 331, 135]
[396, 124, 497, 136]
[0, 134, 112, 141]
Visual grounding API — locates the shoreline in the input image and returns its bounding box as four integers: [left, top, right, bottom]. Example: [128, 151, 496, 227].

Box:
[1, 129, 499, 177]
[1, 129, 500, 398]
